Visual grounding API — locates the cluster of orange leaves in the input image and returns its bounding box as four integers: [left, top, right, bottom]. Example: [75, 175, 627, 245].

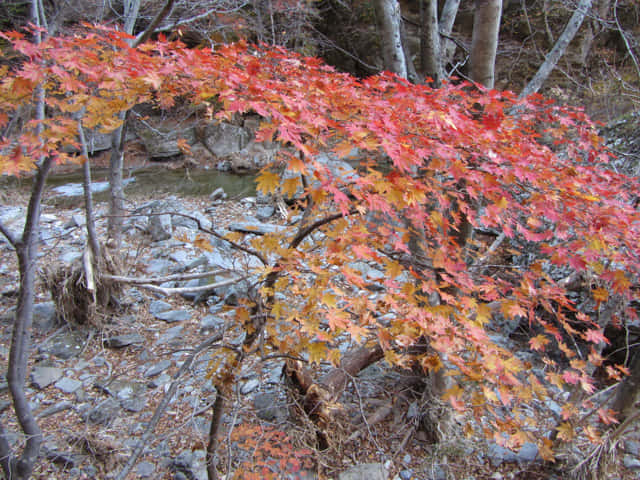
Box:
[229, 423, 314, 480]
[1, 25, 639, 458]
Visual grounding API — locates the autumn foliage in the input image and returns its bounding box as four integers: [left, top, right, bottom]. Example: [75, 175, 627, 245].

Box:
[1, 25, 639, 458]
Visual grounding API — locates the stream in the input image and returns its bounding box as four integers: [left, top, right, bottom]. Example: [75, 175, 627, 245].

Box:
[44, 166, 257, 202]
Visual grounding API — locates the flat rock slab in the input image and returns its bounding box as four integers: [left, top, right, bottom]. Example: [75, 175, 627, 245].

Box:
[39, 331, 85, 360]
[31, 366, 63, 389]
[153, 309, 191, 323]
[103, 333, 145, 348]
[339, 463, 388, 480]
[54, 377, 83, 394]
[144, 359, 172, 378]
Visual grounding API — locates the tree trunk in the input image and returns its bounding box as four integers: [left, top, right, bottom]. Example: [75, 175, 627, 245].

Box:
[470, 0, 502, 88]
[519, 0, 593, 98]
[107, 0, 175, 247]
[440, 0, 461, 68]
[374, 0, 408, 79]
[612, 351, 640, 423]
[421, 0, 444, 84]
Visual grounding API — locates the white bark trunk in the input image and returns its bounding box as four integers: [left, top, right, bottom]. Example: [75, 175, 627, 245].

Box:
[470, 0, 502, 88]
[519, 0, 593, 98]
[375, 0, 408, 79]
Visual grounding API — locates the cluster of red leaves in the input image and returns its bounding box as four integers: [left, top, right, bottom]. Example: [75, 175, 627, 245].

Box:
[1, 26, 639, 457]
[229, 423, 314, 480]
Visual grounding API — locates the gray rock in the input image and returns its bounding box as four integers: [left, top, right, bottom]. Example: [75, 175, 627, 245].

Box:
[135, 122, 197, 158]
[149, 300, 172, 315]
[59, 250, 82, 264]
[339, 463, 388, 480]
[157, 325, 184, 345]
[146, 258, 173, 274]
[153, 309, 191, 323]
[148, 373, 172, 389]
[148, 213, 172, 242]
[200, 315, 225, 331]
[210, 187, 227, 201]
[256, 205, 275, 221]
[103, 333, 144, 348]
[487, 443, 518, 467]
[39, 331, 85, 360]
[31, 366, 63, 389]
[202, 122, 250, 157]
[82, 398, 120, 425]
[625, 439, 640, 456]
[240, 378, 260, 395]
[172, 210, 212, 231]
[32, 302, 57, 329]
[121, 395, 146, 412]
[37, 401, 73, 418]
[624, 454, 640, 469]
[144, 360, 172, 378]
[229, 220, 285, 235]
[517, 442, 538, 462]
[54, 377, 82, 394]
[137, 461, 156, 478]
[254, 392, 288, 422]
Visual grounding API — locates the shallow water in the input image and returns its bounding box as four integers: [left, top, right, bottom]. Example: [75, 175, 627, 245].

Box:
[45, 166, 257, 201]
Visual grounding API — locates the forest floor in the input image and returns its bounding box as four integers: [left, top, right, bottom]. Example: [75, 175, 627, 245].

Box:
[0, 161, 637, 480]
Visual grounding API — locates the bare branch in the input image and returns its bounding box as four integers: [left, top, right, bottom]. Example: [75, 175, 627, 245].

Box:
[0, 221, 19, 248]
[131, 276, 246, 296]
[133, 0, 176, 47]
[102, 269, 227, 285]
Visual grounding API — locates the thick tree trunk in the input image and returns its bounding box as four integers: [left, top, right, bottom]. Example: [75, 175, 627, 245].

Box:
[519, 0, 593, 98]
[470, 0, 502, 88]
[421, 0, 444, 84]
[374, 0, 408, 79]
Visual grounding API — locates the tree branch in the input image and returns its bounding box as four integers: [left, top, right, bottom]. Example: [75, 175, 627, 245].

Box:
[133, 0, 176, 47]
[0, 221, 19, 248]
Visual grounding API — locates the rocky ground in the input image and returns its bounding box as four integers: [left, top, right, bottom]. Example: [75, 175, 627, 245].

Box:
[0, 166, 639, 480]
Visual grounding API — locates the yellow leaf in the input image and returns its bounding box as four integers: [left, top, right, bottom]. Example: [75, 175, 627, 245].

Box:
[321, 292, 337, 308]
[556, 422, 574, 442]
[256, 170, 280, 194]
[592, 287, 608, 304]
[281, 177, 300, 198]
[308, 342, 328, 365]
[193, 234, 213, 252]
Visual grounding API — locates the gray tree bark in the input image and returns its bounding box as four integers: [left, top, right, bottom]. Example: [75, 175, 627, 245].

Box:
[0, 4, 48, 478]
[470, 0, 502, 88]
[421, 0, 444, 84]
[519, 0, 593, 98]
[374, 0, 409, 79]
[107, 0, 175, 248]
[440, 0, 461, 67]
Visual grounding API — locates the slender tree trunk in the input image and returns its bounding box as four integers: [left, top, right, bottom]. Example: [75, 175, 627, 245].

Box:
[421, 0, 444, 84]
[440, 0, 461, 68]
[470, 0, 502, 88]
[107, 0, 175, 247]
[519, 0, 593, 98]
[0, 3, 49, 477]
[374, 0, 408, 79]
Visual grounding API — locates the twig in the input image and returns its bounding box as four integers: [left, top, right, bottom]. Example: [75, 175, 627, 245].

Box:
[115, 332, 223, 480]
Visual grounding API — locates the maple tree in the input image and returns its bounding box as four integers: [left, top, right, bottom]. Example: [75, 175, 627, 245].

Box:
[1, 24, 639, 477]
